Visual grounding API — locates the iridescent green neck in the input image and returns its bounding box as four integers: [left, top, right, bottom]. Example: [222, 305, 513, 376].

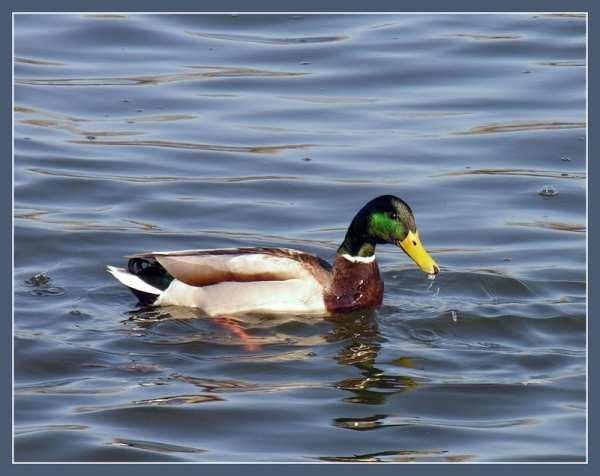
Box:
[337, 210, 407, 258]
[337, 206, 374, 257]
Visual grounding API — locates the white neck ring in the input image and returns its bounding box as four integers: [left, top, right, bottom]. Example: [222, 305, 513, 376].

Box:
[341, 254, 376, 263]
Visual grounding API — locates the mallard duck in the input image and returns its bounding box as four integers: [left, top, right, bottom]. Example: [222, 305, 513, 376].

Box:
[107, 195, 439, 316]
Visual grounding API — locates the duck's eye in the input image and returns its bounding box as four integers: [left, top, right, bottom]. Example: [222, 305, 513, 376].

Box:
[390, 213, 398, 220]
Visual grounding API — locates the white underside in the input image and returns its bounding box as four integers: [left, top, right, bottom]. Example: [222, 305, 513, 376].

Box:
[154, 278, 327, 317]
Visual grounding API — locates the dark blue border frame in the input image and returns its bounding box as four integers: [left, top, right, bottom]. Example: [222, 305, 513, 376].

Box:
[4, 0, 594, 474]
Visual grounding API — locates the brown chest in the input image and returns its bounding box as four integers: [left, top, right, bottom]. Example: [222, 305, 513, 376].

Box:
[323, 257, 384, 314]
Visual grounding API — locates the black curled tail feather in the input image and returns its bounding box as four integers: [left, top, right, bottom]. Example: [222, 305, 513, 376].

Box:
[127, 257, 174, 291]
[127, 257, 174, 305]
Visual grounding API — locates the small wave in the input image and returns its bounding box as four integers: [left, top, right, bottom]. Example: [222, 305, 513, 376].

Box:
[539, 13, 586, 19]
[435, 168, 585, 180]
[111, 438, 205, 454]
[15, 57, 65, 67]
[387, 111, 471, 119]
[171, 373, 323, 394]
[334, 413, 538, 432]
[68, 139, 315, 154]
[15, 377, 129, 396]
[16, 66, 307, 87]
[320, 448, 472, 463]
[121, 114, 197, 123]
[27, 167, 303, 183]
[15, 104, 197, 125]
[367, 22, 400, 31]
[20, 118, 142, 138]
[133, 394, 224, 405]
[15, 424, 88, 436]
[171, 374, 257, 392]
[453, 120, 586, 135]
[536, 60, 585, 67]
[73, 394, 223, 413]
[447, 33, 521, 40]
[279, 95, 379, 105]
[507, 220, 586, 233]
[187, 31, 348, 45]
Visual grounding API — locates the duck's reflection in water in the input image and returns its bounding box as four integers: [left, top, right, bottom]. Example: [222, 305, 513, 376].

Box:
[124, 307, 418, 402]
[322, 313, 467, 462]
[324, 312, 418, 405]
[122, 307, 455, 460]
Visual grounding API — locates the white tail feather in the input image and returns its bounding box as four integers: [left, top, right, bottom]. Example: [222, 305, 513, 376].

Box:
[106, 265, 161, 295]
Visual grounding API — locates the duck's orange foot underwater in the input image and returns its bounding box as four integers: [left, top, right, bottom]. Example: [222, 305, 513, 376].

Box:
[213, 316, 262, 352]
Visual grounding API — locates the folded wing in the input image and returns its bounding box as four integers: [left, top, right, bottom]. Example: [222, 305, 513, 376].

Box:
[128, 247, 332, 288]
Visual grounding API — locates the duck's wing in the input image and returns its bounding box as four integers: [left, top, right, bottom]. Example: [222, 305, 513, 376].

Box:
[128, 247, 332, 288]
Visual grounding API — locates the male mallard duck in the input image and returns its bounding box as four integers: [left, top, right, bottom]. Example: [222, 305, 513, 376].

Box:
[107, 195, 439, 316]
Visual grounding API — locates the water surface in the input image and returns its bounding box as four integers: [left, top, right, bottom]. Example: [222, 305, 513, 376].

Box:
[14, 13, 586, 462]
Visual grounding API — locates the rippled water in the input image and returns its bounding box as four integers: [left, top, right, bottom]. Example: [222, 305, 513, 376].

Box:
[14, 13, 586, 462]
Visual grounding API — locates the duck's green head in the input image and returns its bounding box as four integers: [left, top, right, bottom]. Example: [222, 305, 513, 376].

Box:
[337, 195, 439, 275]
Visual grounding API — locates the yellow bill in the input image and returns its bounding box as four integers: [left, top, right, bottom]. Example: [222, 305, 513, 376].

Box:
[397, 230, 439, 275]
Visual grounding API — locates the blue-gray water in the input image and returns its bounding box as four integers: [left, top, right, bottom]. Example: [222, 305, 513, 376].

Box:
[14, 13, 586, 462]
